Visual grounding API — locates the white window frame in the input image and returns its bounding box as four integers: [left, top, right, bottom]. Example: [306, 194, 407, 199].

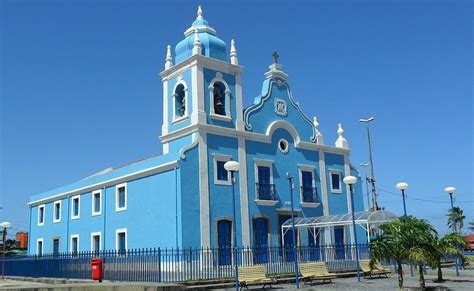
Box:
[298, 165, 316, 202]
[37, 204, 45, 226]
[36, 238, 44, 256]
[90, 232, 102, 252]
[115, 183, 127, 212]
[91, 190, 102, 216]
[254, 159, 274, 186]
[329, 170, 343, 194]
[213, 153, 232, 186]
[209, 75, 232, 122]
[172, 80, 189, 123]
[116, 228, 128, 252]
[53, 200, 61, 223]
[71, 195, 81, 220]
[70, 234, 80, 254]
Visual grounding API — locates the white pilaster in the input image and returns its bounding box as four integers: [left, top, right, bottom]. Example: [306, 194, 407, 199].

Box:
[230, 39, 238, 65]
[198, 132, 210, 247]
[344, 154, 355, 244]
[165, 45, 173, 70]
[192, 29, 202, 55]
[162, 79, 169, 154]
[238, 137, 250, 246]
[318, 151, 331, 245]
[235, 73, 245, 131]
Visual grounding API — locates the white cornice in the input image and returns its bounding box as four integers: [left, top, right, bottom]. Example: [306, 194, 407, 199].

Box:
[160, 54, 243, 81]
[28, 160, 180, 207]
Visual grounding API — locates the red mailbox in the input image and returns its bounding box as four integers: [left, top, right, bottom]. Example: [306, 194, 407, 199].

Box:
[91, 258, 103, 282]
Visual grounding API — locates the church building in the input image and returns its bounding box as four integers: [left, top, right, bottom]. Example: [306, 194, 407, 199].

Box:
[27, 7, 365, 256]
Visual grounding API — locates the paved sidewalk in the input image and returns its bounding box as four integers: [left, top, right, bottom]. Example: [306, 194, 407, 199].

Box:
[213, 273, 474, 290]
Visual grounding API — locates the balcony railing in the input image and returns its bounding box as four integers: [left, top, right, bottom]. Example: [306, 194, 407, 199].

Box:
[256, 183, 276, 200]
[301, 186, 319, 203]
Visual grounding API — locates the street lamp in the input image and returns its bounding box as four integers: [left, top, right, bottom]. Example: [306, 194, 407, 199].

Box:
[343, 176, 361, 283]
[444, 186, 459, 277]
[224, 161, 240, 291]
[359, 117, 378, 210]
[395, 182, 414, 277]
[1, 221, 11, 280]
[286, 172, 299, 289]
[395, 182, 409, 220]
[360, 163, 371, 211]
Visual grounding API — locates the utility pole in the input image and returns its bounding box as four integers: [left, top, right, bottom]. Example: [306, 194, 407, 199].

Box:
[360, 163, 371, 211]
[359, 117, 378, 210]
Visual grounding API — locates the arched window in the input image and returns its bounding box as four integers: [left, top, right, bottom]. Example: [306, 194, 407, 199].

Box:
[213, 81, 226, 116]
[173, 83, 186, 120]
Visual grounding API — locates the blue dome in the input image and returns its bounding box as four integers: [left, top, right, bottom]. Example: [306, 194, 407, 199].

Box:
[174, 7, 227, 64]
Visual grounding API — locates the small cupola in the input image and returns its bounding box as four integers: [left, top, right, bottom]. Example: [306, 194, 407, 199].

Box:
[174, 6, 227, 64]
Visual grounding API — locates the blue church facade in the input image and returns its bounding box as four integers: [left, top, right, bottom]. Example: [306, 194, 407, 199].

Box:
[27, 7, 365, 256]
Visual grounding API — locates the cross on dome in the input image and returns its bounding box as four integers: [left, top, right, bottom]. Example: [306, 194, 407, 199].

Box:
[272, 51, 279, 64]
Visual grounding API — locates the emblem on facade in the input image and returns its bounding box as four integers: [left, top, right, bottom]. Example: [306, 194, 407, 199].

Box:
[274, 98, 288, 116]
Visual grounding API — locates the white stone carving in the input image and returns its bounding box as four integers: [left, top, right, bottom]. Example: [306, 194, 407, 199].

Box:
[274, 98, 288, 116]
[335, 123, 349, 149]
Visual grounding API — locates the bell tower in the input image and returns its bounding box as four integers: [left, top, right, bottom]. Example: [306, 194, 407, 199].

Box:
[159, 6, 244, 154]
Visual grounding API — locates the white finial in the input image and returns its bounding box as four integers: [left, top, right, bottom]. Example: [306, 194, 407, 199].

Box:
[197, 5, 204, 20]
[165, 45, 173, 70]
[313, 116, 324, 145]
[230, 39, 238, 65]
[192, 29, 201, 55]
[335, 123, 348, 149]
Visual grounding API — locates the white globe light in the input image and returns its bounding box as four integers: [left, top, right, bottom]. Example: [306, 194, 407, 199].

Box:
[224, 161, 240, 172]
[444, 186, 456, 194]
[343, 176, 357, 185]
[396, 182, 409, 191]
[0, 221, 11, 229]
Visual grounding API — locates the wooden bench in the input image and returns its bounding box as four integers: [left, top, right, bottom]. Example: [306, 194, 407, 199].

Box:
[299, 262, 336, 285]
[359, 259, 390, 279]
[238, 265, 276, 290]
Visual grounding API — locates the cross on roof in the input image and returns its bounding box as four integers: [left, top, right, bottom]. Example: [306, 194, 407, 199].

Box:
[272, 51, 279, 64]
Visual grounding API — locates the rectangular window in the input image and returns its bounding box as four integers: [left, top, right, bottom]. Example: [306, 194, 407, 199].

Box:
[213, 154, 232, 185]
[301, 170, 316, 203]
[37, 205, 45, 226]
[330, 171, 342, 193]
[71, 195, 80, 219]
[52, 238, 60, 256]
[91, 232, 101, 254]
[116, 183, 127, 211]
[37, 239, 44, 256]
[116, 229, 127, 255]
[53, 201, 61, 223]
[257, 166, 273, 200]
[71, 235, 79, 255]
[92, 190, 102, 216]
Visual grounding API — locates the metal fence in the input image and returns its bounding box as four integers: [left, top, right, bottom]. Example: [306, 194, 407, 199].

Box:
[5, 244, 371, 282]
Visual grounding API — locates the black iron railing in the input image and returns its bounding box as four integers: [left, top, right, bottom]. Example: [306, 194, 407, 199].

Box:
[301, 186, 319, 203]
[4, 244, 373, 282]
[255, 183, 277, 200]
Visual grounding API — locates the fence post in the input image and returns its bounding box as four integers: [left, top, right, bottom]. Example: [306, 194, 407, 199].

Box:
[157, 248, 161, 283]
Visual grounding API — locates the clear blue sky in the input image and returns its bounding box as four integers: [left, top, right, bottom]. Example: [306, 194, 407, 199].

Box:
[1, 0, 472, 238]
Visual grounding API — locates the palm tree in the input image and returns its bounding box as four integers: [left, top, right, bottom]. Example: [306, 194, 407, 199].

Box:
[370, 216, 436, 290]
[428, 232, 466, 282]
[447, 207, 465, 233]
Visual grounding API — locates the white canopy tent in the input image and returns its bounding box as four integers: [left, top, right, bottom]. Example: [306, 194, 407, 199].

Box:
[281, 210, 398, 245]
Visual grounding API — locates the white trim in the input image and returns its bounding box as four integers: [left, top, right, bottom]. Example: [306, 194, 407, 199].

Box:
[71, 195, 80, 220]
[29, 160, 180, 206]
[278, 138, 289, 154]
[162, 79, 169, 137]
[37, 204, 45, 226]
[235, 73, 244, 131]
[301, 202, 320, 208]
[91, 190, 102, 216]
[90, 232, 102, 252]
[36, 238, 44, 255]
[318, 152, 331, 245]
[237, 137, 250, 246]
[116, 228, 128, 251]
[53, 200, 61, 223]
[329, 170, 343, 194]
[255, 200, 279, 206]
[209, 75, 232, 120]
[70, 234, 80, 254]
[171, 80, 189, 123]
[115, 183, 127, 212]
[212, 153, 232, 186]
